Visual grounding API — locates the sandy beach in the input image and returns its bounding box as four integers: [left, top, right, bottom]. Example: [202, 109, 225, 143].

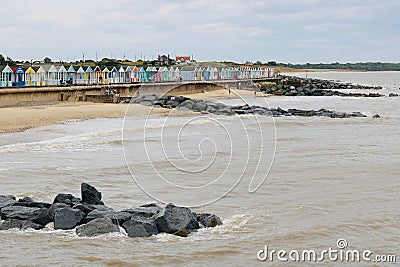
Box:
[0, 88, 258, 133]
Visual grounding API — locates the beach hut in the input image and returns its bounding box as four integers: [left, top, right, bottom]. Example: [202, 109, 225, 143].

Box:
[25, 66, 37, 86]
[108, 66, 118, 84]
[57, 65, 67, 85]
[180, 66, 196, 81]
[93, 66, 101, 84]
[174, 67, 181, 81]
[118, 66, 125, 83]
[131, 66, 139, 82]
[138, 67, 146, 82]
[76, 66, 86, 85]
[0, 65, 13, 87]
[12, 66, 25, 87]
[85, 66, 95, 84]
[162, 67, 169, 82]
[66, 66, 76, 85]
[44, 65, 58, 85]
[101, 66, 110, 84]
[124, 66, 131, 83]
[35, 66, 47, 86]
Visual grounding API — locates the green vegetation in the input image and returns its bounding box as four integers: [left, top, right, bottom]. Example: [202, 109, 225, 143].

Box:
[0, 54, 17, 66]
[275, 62, 400, 71]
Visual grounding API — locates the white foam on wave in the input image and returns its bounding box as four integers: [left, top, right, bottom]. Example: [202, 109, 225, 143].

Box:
[0, 129, 123, 153]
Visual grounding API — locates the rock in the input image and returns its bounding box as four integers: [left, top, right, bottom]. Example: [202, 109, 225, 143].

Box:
[53, 194, 81, 206]
[85, 206, 115, 223]
[155, 203, 199, 234]
[47, 203, 70, 221]
[76, 218, 120, 237]
[173, 228, 190, 237]
[0, 219, 44, 231]
[54, 208, 84, 230]
[372, 114, 381, 118]
[13, 197, 51, 209]
[0, 206, 51, 226]
[111, 211, 133, 226]
[122, 217, 159, 237]
[196, 213, 223, 228]
[72, 203, 97, 215]
[0, 195, 16, 210]
[81, 183, 104, 205]
[389, 93, 398, 97]
[122, 204, 163, 219]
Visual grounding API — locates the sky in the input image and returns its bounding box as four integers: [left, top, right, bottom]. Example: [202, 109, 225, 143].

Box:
[0, 0, 399, 63]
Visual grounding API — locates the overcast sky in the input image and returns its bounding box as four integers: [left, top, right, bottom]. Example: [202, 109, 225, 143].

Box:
[0, 0, 399, 63]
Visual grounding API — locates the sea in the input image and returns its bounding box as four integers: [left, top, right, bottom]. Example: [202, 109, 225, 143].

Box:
[0, 71, 399, 266]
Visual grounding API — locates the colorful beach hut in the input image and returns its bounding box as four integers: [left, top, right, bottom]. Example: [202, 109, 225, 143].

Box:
[0, 65, 13, 87]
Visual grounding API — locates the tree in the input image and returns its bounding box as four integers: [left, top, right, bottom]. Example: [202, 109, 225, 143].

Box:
[5, 57, 16, 66]
[44, 57, 52, 63]
[0, 54, 5, 65]
[255, 60, 263, 66]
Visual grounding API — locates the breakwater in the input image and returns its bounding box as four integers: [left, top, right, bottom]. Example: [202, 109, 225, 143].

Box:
[129, 93, 378, 118]
[260, 75, 386, 97]
[0, 183, 222, 238]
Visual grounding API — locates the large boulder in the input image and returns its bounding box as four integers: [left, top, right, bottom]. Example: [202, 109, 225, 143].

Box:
[81, 183, 104, 205]
[47, 203, 70, 221]
[0, 195, 16, 210]
[196, 213, 223, 228]
[53, 194, 81, 206]
[122, 217, 159, 237]
[0, 219, 44, 230]
[154, 203, 199, 234]
[54, 208, 84, 230]
[76, 218, 120, 237]
[85, 206, 115, 223]
[0, 206, 51, 226]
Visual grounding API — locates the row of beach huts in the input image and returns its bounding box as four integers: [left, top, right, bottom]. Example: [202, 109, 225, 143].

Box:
[0, 64, 274, 87]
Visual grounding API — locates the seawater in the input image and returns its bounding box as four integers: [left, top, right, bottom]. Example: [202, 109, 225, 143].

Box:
[0, 72, 399, 266]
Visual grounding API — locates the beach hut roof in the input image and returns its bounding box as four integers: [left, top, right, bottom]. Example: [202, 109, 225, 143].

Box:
[125, 66, 132, 72]
[85, 66, 94, 73]
[139, 67, 145, 72]
[110, 66, 117, 72]
[48, 65, 57, 73]
[2, 65, 13, 73]
[101, 66, 109, 72]
[118, 66, 125, 72]
[67, 66, 76, 73]
[132, 66, 139, 72]
[77, 66, 85, 73]
[180, 66, 196, 71]
[94, 66, 101, 72]
[145, 66, 152, 71]
[32, 66, 40, 72]
[25, 67, 36, 74]
[57, 65, 67, 72]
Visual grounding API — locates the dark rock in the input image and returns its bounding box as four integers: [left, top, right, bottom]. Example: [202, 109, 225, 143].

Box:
[54, 208, 84, 230]
[72, 203, 97, 215]
[111, 211, 133, 225]
[0, 206, 51, 226]
[85, 206, 115, 223]
[0, 195, 16, 210]
[372, 114, 381, 118]
[81, 183, 104, 205]
[155, 203, 199, 234]
[76, 218, 120, 237]
[196, 213, 223, 228]
[122, 205, 162, 218]
[53, 194, 81, 206]
[389, 93, 398, 97]
[122, 217, 159, 237]
[0, 219, 44, 230]
[47, 203, 70, 221]
[13, 198, 51, 209]
[173, 228, 190, 237]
